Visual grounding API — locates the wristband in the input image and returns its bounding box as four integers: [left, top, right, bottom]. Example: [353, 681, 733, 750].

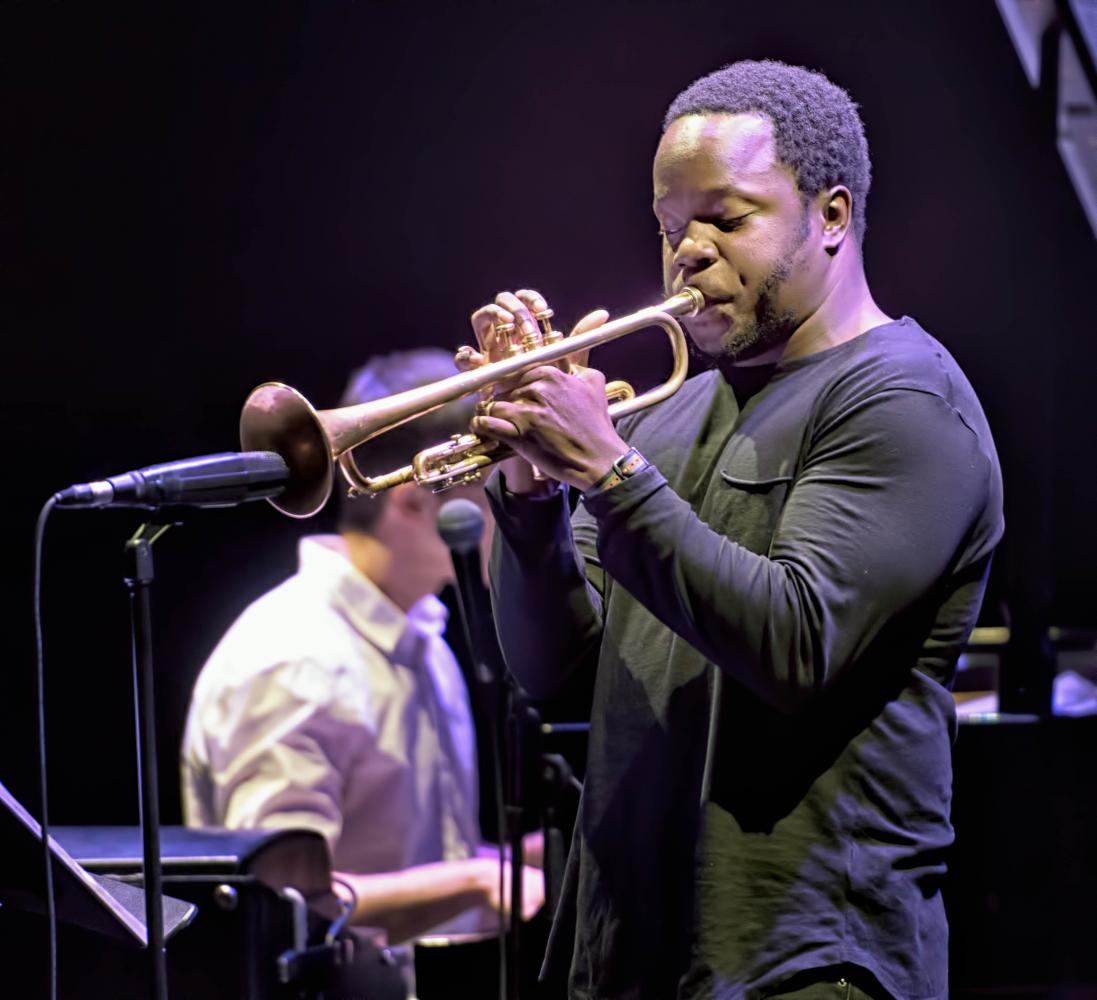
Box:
[583, 447, 649, 497]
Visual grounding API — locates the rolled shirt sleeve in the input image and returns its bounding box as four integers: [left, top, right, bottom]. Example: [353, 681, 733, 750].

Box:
[185, 657, 371, 850]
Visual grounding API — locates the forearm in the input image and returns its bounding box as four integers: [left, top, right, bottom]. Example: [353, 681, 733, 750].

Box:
[487, 471, 603, 700]
[584, 468, 836, 709]
[477, 830, 545, 869]
[334, 858, 492, 944]
[583, 391, 995, 711]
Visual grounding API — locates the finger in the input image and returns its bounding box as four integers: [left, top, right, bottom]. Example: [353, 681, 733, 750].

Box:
[573, 364, 607, 391]
[479, 308, 517, 361]
[521, 830, 545, 869]
[521, 867, 545, 920]
[512, 364, 564, 391]
[572, 308, 609, 335]
[472, 413, 522, 441]
[482, 360, 535, 399]
[517, 288, 573, 369]
[496, 290, 540, 347]
[470, 303, 516, 358]
[454, 345, 487, 372]
[514, 288, 550, 317]
[471, 303, 512, 335]
[480, 398, 531, 428]
[565, 308, 609, 368]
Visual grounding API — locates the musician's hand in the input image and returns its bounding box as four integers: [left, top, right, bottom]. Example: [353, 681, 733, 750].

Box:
[476, 830, 545, 870]
[466, 290, 626, 492]
[460, 292, 536, 494]
[464, 289, 609, 494]
[479, 857, 545, 923]
[521, 829, 545, 869]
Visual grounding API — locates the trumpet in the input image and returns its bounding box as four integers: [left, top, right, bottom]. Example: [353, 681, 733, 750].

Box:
[239, 287, 704, 518]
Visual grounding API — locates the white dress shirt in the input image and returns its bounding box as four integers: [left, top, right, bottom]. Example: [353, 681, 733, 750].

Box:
[181, 535, 480, 874]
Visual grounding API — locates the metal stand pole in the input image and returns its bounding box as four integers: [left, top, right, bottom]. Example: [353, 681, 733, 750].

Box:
[504, 683, 524, 1000]
[124, 522, 171, 1000]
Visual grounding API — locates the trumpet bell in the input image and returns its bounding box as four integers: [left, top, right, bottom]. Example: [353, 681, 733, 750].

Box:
[240, 382, 333, 518]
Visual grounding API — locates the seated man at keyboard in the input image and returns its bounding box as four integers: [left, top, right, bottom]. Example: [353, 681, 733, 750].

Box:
[182, 348, 542, 943]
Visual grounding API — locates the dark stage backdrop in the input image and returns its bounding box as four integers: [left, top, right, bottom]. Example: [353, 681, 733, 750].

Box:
[4, 1, 1095, 830]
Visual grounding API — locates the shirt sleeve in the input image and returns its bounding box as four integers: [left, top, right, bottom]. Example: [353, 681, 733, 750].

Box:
[199, 658, 371, 849]
[579, 387, 997, 712]
[486, 473, 605, 700]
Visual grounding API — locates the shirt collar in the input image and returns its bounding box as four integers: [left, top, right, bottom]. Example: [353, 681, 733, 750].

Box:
[296, 535, 448, 658]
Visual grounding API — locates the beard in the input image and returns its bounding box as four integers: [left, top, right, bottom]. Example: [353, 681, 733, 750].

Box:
[689, 213, 809, 365]
[698, 268, 797, 364]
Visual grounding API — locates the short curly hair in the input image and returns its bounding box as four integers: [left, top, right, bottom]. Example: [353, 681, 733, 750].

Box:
[663, 60, 872, 238]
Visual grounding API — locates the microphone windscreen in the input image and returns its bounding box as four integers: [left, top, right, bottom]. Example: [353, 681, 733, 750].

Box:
[436, 497, 485, 554]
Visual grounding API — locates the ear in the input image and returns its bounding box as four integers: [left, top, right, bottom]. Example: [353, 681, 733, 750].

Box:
[817, 185, 853, 256]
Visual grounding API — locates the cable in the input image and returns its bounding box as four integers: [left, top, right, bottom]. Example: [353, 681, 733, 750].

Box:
[34, 496, 58, 1000]
[327, 877, 359, 946]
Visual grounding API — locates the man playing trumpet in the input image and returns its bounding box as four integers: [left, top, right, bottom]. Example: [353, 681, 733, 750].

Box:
[463, 61, 1003, 1000]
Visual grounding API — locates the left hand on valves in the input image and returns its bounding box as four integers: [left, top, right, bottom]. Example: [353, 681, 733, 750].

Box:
[470, 289, 630, 492]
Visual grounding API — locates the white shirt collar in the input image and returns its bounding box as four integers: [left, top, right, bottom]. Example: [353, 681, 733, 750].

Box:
[296, 534, 448, 659]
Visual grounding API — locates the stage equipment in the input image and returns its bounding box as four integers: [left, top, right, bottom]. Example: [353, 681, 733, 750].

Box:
[437, 497, 580, 1000]
[54, 451, 288, 510]
[0, 815, 304, 998]
[996, 0, 1097, 238]
[0, 783, 196, 955]
[437, 497, 518, 998]
[437, 498, 499, 687]
[28, 826, 404, 1000]
[240, 287, 704, 517]
[948, 714, 1097, 994]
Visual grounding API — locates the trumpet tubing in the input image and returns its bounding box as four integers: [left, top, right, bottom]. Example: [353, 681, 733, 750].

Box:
[239, 287, 703, 518]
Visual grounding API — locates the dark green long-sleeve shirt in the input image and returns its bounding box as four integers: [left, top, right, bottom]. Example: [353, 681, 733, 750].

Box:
[487, 318, 1003, 1000]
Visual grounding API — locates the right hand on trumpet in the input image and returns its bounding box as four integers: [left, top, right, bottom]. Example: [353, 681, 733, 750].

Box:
[458, 289, 630, 494]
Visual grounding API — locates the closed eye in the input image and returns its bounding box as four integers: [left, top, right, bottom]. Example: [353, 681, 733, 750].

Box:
[658, 214, 752, 241]
[713, 214, 751, 233]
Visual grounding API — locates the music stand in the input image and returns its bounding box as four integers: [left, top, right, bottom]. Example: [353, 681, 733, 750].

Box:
[0, 780, 195, 951]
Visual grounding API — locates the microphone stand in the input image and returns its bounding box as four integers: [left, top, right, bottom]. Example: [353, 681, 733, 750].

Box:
[503, 676, 523, 1000]
[443, 573, 520, 999]
[123, 521, 172, 1000]
[50, 452, 289, 1000]
[449, 589, 521, 1000]
[439, 497, 551, 1000]
[504, 688, 547, 1000]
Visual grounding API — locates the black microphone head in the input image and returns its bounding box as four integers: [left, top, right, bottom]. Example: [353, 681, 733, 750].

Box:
[436, 497, 485, 554]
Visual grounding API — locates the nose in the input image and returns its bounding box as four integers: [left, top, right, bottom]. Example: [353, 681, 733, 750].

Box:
[673, 223, 718, 279]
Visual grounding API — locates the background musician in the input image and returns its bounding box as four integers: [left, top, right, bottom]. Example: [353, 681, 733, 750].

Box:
[182, 348, 544, 945]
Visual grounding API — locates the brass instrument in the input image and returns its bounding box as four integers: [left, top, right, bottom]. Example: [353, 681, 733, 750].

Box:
[239, 287, 704, 518]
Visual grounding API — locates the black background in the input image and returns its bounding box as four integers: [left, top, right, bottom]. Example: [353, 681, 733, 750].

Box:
[4, 0, 1095, 841]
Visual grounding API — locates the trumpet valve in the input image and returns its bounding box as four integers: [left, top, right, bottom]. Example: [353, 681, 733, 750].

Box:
[532, 306, 570, 371]
[493, 320, 525, 359]
[517, 313, 545, 353]
[413, 433, 502, 492]
[535, 307, 562, 345]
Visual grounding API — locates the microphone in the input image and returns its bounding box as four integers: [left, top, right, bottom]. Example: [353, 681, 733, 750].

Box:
[54, 451, 290, 509]
[436, 497, 500, 684]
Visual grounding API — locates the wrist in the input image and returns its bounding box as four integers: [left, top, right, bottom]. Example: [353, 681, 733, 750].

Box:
[575, 437, 632, 492]
[581, 445, 650, 496]
[501, 458, 556, 497]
